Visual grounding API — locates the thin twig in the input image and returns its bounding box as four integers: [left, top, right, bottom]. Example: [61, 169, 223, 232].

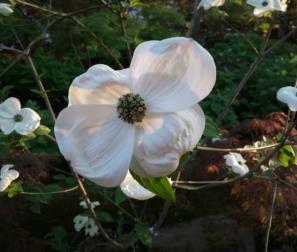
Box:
[262, 26, 297, 57]
[264, 180, 278, 252]
[221, 18, 258, 54]
[195, 143, 279, 152]
[217, 20, 274, 123]
[72, 170, 126, 249]
[26, 55, 56, 124]
[118, 9, 132, 61]
[21, 186, 79, 195]
[71, 17, 124, 69]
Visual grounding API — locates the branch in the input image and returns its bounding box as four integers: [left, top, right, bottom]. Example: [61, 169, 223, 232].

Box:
[216, 20, 274, 123]
[264, 180, 278, 252]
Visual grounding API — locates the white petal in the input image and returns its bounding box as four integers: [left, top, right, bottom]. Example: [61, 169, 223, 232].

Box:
[80, 200, 100, 209]
[253, 7, 269, 16]
[120, 171, 155, 200]
[73, 215, 89, 232]
[0, 97, 21, 119]
[5, 170, 19, 180]
[85, 218, 98, 236]
[276, 86, 297, 111]
[132, 105, 205, 177]
[0, 119, 15, 135]
[231, 164, 249, 176]
[198, 0, 225, 10]
[69, 65, 130, 106]
[0, 4, 13, 16]
[0, 164, 14, 177]
[14, 108, 41, 135]
[54, 104, 135, 187]
[0, 177, 11, 191]
[130, 37, 216, 112]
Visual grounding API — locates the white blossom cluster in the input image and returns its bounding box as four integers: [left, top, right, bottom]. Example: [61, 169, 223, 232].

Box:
[73, 200, 100, 237]
[198, 0, 287, 17]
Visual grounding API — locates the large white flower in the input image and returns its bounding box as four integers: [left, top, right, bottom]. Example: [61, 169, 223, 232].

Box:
[224, 152, 249, 176]
[0, 3, 13, 16]
[247, 0, 287, 17]
[0, 164, 19, 191]
[276, 86, 297, 111]
[54, 37, 216, 187]
[0, 97, 41, 135]
[197, 0, 225, 10]
[120, 171, 155, 200]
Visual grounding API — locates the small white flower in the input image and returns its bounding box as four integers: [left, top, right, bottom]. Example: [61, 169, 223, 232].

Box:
[54, 37, 216, 187]
[84, 218, 98, 237]
[79, 200, 100, 209]
[0, 97, 41, 135]
[120, 170, 155, 200]
[247, 0, 287, 17]
[198, 0, 225, 10]
[73, 215, 89, 232]
[223, 152, 249, 176]
[276, 86, 297, 111]
[0, 3, 13, 16]
[0, 164, 19, 191]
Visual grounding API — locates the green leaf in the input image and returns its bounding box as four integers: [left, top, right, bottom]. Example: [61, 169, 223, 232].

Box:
[131, 172, 175, 202]
[34, 125, 51, 136]
[179, 152, 191, 167]
[115, 187, 127, 205]
[45, 226, 68, 252]
[7, 181, 23, 198]
[278, 145, 296, 167]
[204, 116, 220, 138]
[97, 211, 114, 222]
[135, 223, 152, 247]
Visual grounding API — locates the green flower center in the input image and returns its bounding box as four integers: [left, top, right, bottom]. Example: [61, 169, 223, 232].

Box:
[13, 114, 23, 122]
[117, 93, 146, 124]
[262, 1, 268, 6]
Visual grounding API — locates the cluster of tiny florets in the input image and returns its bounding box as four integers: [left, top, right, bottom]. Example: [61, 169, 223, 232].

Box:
[13, 114, 23, 122]
[117, 93, 146, 124]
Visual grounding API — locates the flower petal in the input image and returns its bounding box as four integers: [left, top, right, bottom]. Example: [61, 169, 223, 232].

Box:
[14, 108, 41, 135]
[0, 4, 13, 16]
[120, 170, 155, 200]
[0, 177, 11, 191]
[276, 86, 297, 111]
[130, 37, 216, 112]
[0, 119, 15, 135]
[0, 97, 21, 119]
[54, 104, 135, 187]
[69, 65, 130, 106]
[0, 164, 14, 177]
[6, 170, 19, 180]
[132, 104, 205, 177]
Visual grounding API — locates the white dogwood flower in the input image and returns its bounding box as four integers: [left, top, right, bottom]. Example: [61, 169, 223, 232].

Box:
[0, 97, 41, 135]
[276, 86, 297, 111]
[224, 152, 249, 176]
[0, 164, 19, 191]
[0, 3, 13, 16]
[120, 171, 155, 200]
[80, 200, 100, 209]
[198, 0, 225, 10]
[247, 0, 287, 17]
[55, 37, 216, 187]
[73, 215, 89, 232]
[85, 218, 98, 237]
